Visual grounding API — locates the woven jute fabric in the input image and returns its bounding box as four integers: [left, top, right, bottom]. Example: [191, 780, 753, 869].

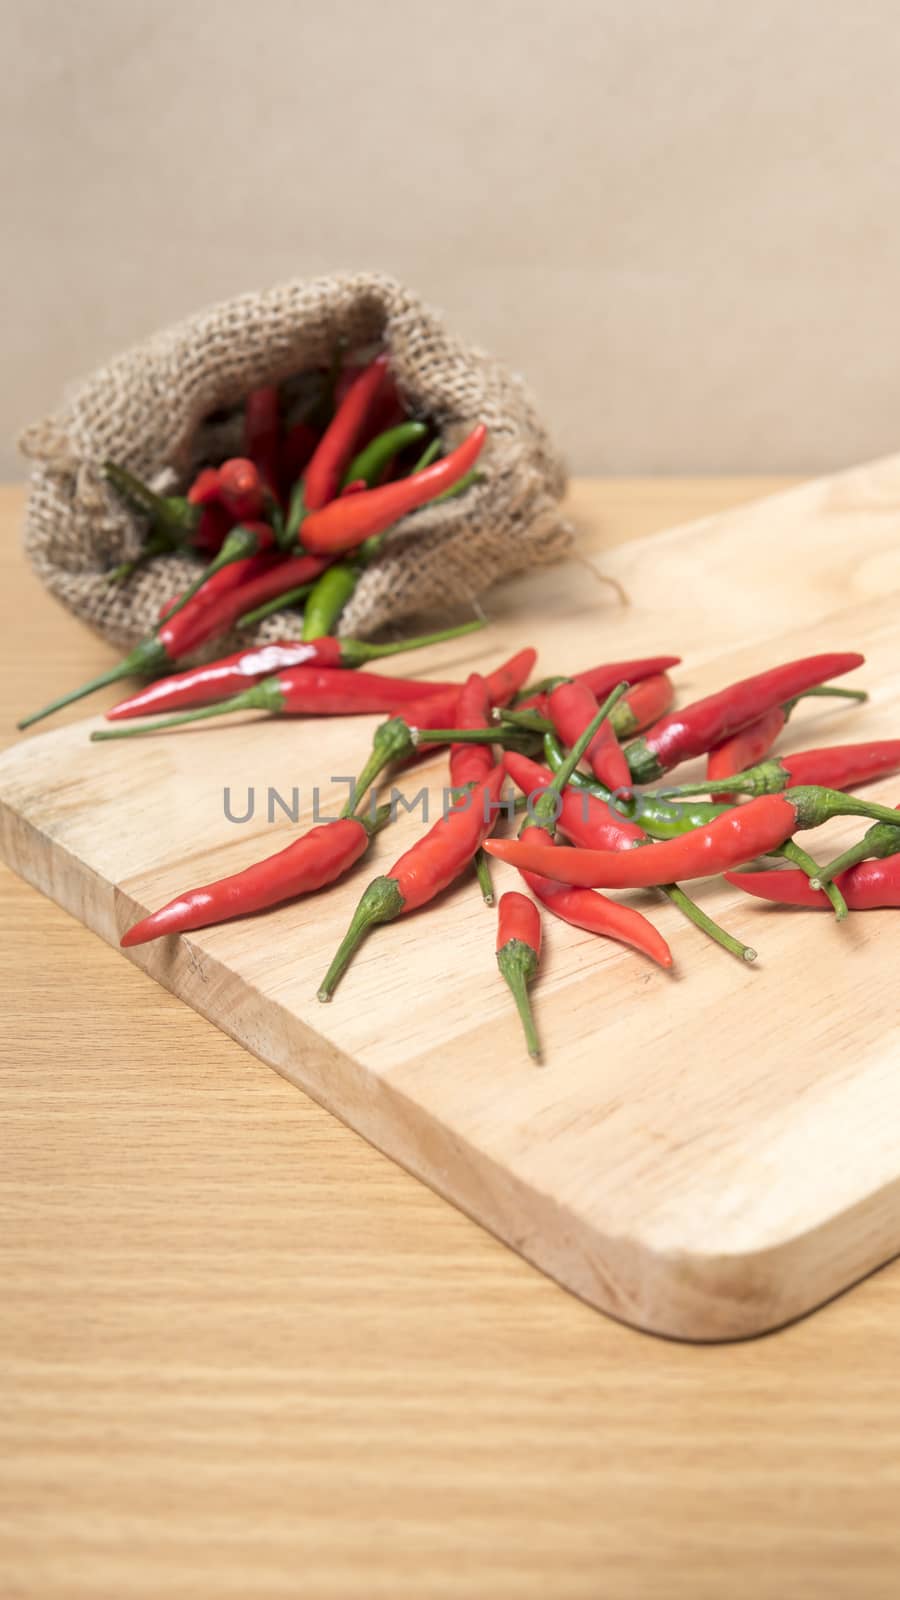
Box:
[20, 273, 572, 650]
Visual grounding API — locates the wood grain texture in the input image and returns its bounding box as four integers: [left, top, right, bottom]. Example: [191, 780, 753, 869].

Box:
[3, 479, 900, 1600]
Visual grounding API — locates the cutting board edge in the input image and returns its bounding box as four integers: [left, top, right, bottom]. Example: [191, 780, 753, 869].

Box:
[3, 778, 897, 1343]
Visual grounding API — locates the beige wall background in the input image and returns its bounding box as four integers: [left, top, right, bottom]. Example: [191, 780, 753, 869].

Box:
[5, 0, 900, 479]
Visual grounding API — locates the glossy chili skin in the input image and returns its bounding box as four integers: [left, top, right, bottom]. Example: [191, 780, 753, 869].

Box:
[724, 859, 900, 910]
[106, 641, 337, 720]
[121, 817, 377, 946]
[522, 854, 674, 968]
[516, 655, 680, 714]
[706, 705, 787, 803]
[496, 890, 541, 955]
[625, 652, 865, 782]
[301, 424, 487, 554]
[393, 765, 506, 910]
[780, 742, 900, 790]
[267, 666, 460, 715]
[548, 679, 633, 794]
[484, 794, 799, 887]
[450, 673, 495, 789]
[303, 355, 389, 512]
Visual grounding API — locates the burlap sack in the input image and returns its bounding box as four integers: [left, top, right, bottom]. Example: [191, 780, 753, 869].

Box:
[20, 272, 572, 651]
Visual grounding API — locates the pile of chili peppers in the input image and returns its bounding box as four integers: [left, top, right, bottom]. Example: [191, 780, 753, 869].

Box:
[18, 350, 488, 730]
[18, 367, 899, 1064]
[72, 610, 900, 1065]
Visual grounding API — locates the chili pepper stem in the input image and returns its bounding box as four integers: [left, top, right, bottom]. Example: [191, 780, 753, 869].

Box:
[89, 680, 278, 739]
[237, 584, 315, 629]
[341, 618, 485, 664]
[783, 686, 869, 712]
[102, 461, 196, 533]
[317, 876, 406, 1001]
[496, 940, 541, 1061]
[659, 883, 757, 962]
[790, 786, 900, 831]
[341, 719, 417, 818]
[474, 849, 494, 905]
[157, 525, 262, 624]
[17, 637, 170, 730]
[808, 819, 900, 890]
[777, 838, 848, 919]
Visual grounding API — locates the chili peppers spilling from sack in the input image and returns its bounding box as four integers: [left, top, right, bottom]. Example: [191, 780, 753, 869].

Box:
[17, 354, 489, 730]
[87, 631, 900, 1065]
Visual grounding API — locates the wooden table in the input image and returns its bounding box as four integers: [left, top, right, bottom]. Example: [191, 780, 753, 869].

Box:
[2, 480, 898, 1600]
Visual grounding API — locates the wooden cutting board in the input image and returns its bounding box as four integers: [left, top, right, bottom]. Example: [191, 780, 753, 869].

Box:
[3, 455, 900, 1341]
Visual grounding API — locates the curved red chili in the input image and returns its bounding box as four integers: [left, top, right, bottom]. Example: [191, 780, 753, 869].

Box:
[548, 678, 633, 795]
[487, 784, 900, 886]
[121, 812, 389, 947]
[301, 424, 488, 555]
[485, 794, 799, 886]
[91, 664, 466, 740]
[302, 355, 389, 513]
[318, 765, 507, 1000]
[105, 620, 486, 722]
[495, 891, 543, 1061]
[625, 652, 865, 782]
[522, 854, 673, 969]
[724, 859, 900, 910]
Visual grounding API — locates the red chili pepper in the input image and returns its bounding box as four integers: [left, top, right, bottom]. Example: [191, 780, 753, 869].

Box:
[625, 652, 865, 782]
[612, 673, 676, 738]
[450, 674, 495, 789]
[187, 467, 222, 507]
[485, 785, 900, 886]
[521, 847, 674, 970]
[548, 678, 634, 796]
[16, 552, 292, 730]
[302, 355, 390, 513]
[516, 655, 681, 714]
[725, 858, 900, 910]
[670, 739, 900, 800]
[158, 548, 277, 623]
[243, 386, 281, 497]
[706, 706, 787, 805]
[505, 751, 751, 962]
[121, 810, 390, 947]
[495, 891, 543, 1060]
[704, 685, 868, 802]
[218, 457, 266, 521]
[104, 619, 485, 721]
[505, 752, 645, 850]
[300, 424, 488, 555]
[91, 664, 467, 741]
[317, 765, 506, 1000]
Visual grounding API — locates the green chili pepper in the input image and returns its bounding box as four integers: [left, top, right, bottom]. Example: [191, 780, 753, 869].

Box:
[301, 562, 360, 640]
[342, 421, 429, 489]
